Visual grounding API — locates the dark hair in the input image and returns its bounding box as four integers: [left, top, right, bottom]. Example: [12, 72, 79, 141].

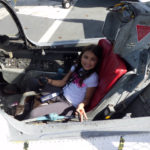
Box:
[73, 44, 102, 86]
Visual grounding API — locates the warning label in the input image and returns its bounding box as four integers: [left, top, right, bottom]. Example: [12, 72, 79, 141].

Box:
[137, 25, 150, 41]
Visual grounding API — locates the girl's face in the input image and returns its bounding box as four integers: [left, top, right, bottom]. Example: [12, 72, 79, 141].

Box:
[81, 51, 98, 71]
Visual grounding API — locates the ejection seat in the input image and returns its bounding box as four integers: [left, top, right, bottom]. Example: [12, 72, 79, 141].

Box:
[86, 5, 129, 112]
[86, 39, 127, 111]
[87, 39, 127, 111]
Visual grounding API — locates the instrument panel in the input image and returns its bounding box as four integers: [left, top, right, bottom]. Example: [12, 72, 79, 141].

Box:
[0, 52, 77, 72]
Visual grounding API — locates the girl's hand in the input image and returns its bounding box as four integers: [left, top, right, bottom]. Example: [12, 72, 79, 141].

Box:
[47, 78, 52, 85]
[76, 103, 88, 122]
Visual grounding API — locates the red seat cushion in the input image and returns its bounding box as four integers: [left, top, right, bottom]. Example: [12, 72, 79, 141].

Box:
[87, 39, 127, 111]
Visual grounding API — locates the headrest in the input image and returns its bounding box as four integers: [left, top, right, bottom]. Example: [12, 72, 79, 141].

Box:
[98, 39, 113, 56]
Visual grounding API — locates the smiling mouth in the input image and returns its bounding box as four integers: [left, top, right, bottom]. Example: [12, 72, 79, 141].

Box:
[83, 65, 92, 69]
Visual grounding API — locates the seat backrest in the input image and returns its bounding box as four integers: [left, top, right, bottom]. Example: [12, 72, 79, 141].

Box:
[87, 39, 127, 111]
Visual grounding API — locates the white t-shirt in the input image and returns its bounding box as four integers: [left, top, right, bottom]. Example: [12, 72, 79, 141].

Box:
[63, 71, 98, 107]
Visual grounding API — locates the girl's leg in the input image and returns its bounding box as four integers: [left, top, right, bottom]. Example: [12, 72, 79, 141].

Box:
[28, 100, 75, 119]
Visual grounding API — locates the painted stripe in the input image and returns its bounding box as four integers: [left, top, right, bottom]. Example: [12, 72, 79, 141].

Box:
[38, 0, 78, 43]
[0, 0, 78, 42]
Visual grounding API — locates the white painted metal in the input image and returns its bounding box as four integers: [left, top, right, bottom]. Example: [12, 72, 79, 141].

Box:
[139, 0, 150, 2]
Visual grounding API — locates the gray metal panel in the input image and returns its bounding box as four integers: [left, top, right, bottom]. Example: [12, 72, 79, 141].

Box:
[114, 15, 150, 69]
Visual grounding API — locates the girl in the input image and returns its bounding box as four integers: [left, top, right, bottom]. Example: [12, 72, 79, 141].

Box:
[28, 44, 102, 121]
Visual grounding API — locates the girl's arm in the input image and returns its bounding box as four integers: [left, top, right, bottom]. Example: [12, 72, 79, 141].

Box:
[76, 87, 96, 122]
[47, 71, 72, 87]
